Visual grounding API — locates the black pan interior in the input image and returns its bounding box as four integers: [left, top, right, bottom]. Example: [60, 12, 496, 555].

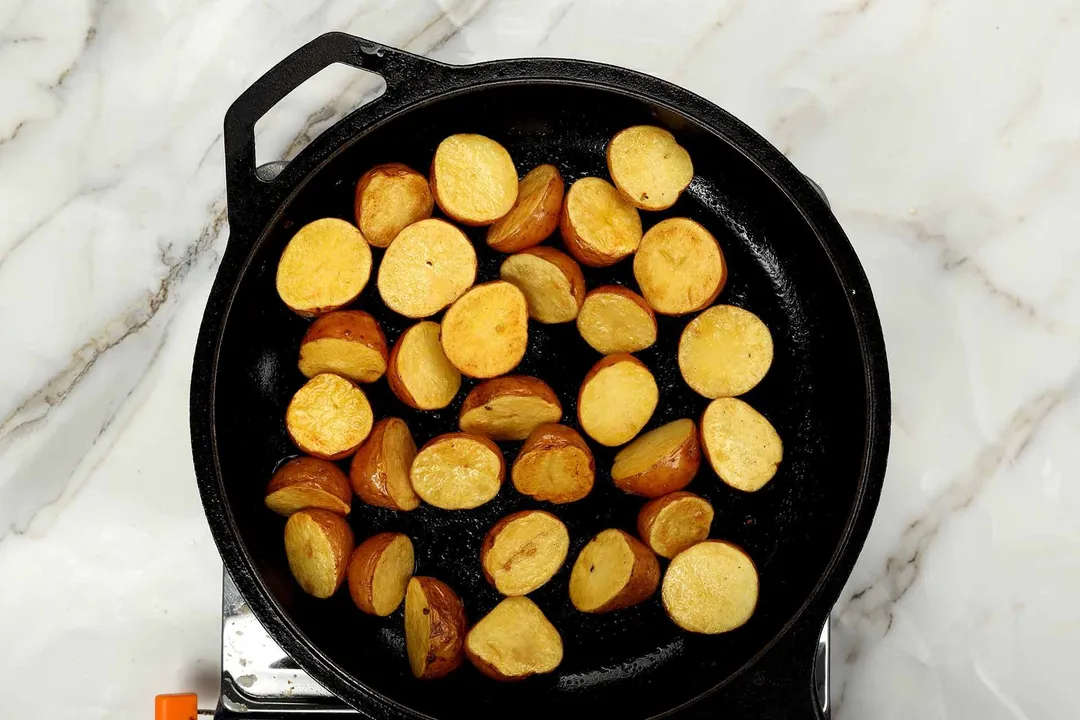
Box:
[213, 82, 868, 719]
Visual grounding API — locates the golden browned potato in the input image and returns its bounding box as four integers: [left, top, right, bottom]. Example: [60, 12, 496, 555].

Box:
[511, 424, 595, 504]
[610, 419, 700, 497]
[499, 246, 586, 324]
[349, 418, 420, 511]
[480, 510, 569, 596]
[606, 125, 694, 211]
[347, 532, 415, 616]
[560, 177, 642, 267]
[285, 373, 373, 459]
[405, 576, 467, 679]
[637, 492, 714, 559]
[284, 509, 355, 598]
[569, 529, 660, 613]
[458, 376, 562, 441]
[633, 218, 726, 315]
[678, 305, 774, 398]
[577, 354, 658, 447]
[353, 163, 434, 248]
[386, 321, 462, 411]
[298, 310, 388, 384]
[430, 134, 518, 226]
[276, 218, 372, 317]
[486, 164, 564, 252]
[377, 218, 476, 318]
[465, 597, 563, 681]
[662, 541, 758, 633]
[700, 398, 782, 492]
[440, 281, 528, 379]
[265, 456, 352, 516]
[576, 285, 658, 355]
[409, 433, 505, 510]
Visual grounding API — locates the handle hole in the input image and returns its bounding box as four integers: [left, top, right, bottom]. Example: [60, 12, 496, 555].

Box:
[253, 62, 387, 174]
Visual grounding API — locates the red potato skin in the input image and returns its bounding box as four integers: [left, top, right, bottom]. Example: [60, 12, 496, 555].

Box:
[587, 285, 657, 323]
[486, 165, 565, 252]
[385, 324, 441, 410]
[347, 532, 409, 615]
[512, 424, 595, 504]
[591, 529, 661, 613]
[412, 577, 467, 679]
[636, 491, 712, 557]
[417, 432, 507, 486]
[575, 353, 651, 428]
[515, 246, 587, 310]
[265, 456, 352, 514]
[465, 640, 555, 682]
[349, 418, 417, 510]
[459, 375, 562, 426]
[479, 510, 564, 589]
[613, 425, 701, 498]
[300, 310, 388, 355]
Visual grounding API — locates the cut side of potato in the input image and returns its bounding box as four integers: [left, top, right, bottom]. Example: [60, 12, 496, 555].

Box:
[377, 218, 477, 318]
[576, 285, 658, 355]
[466, 597, 563, 681]
[284, 509, 355, 599]
[298, 310, 388, 384]
[405, 576, 466, 679]
[700, 398, 783, 492]
[678, 305, 774, 398]
[611, 418, 700, 497]
[441, 281, 529, 379]
[512, 424, 595, 504]
[431, 134, 518, 226]
[499, 246, 585, 324]
[285, 373, 373, 459]
[633, 218, 726, 316]
[577, 354, 658, 447]
[386, 321, 462, 411]
[569, 528, 660, 613]
[663, 541, 758, 634]
[276, 218, 372, 317]
[349, 417, 420, 511]
[265, 456, 352, 516]
[606, 125, 694, 211]
[409, 433, 505, 510]
[481, 510, 569, 596]
[347, 532, 415, 616]
[560, 177, 642, 267]
[486, 164, 564, 252]
[458, 375, 562, 442]
[637, 492, 714, 559]
[354, 163, 434, 248]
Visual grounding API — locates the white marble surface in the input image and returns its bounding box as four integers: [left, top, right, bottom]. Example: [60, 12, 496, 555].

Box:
[1, 0, 1078, 718]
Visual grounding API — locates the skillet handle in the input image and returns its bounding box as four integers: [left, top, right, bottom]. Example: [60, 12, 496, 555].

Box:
[223, 32, 446, 224]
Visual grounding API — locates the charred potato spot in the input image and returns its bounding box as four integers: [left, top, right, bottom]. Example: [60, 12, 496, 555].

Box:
[284, 509, 354, 599]
[569, 528, 659, 613]
[633, 218, 726, 316]
[377, 218, 477, 318]
[298, 310, 388, 384]
[578, 354, 658, 447]
[285, 374, 373, 459]
[466, 597, 563, 680]
[486, 164, 564, 252]
[560, 177, 642, 267]
[482, 511, 569, 596]
[409, 433, 505, 510]
[606, 125, 694, 211]
[350, 418, 421, 511]
[458, 376, 562, 441]
[388, 321, 462, 411]
[663, 541, 758, 633]
[678, 305, 774, 398]
[354, 163, 434, 248]
[405, 577, 466, 679]
[499, 247, 585, 324]
[701, 397, 783, 492]
[637, 492, 714, 559]
[441, 282, 529, 379]
[611, 418, 700, 497]
[431, 134, 518, 226]
[576, 285, 658, 355]
[276, 218, 372, 316]
[511, 424, 595, 504]
[265, 456, 352, 516]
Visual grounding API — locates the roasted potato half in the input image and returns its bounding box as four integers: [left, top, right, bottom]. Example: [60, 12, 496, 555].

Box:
[410, 433, 505, 510]
[560, 177, 642, 267]
[265, 456, 352, 516]
[285, 373, 373, 459]
[458, 375, 562, 442]
[569, 528, 660, 613]
[700, 397, 783, 492]
[511, 423, 595, 504]
[466, 597, 563, 681]
[377, 218, 477, 318]
[405, 576, 467, 679]
[611, 418, 700, 497]
[499, 246, 585, 324]
[633, 218, 726, 316]
[386, 321, 462, 411]
[576, 285, 658, 355]
[298, 310, 388, 384]
[637, 491, 714, 559]
[606, 125, 694, 211]
[481, 510, 570, 596]
[353, 163, 433, 248]
[347, 532, 415, 616]
[678, 305, 774, 398]
[349, 417, 420, 511]
[431, 133, 518, 225]
[441, 281, 529, 379]
[284, 509, 355, 599]
[577, 354, 658, 447]
[486, 164, 564, 252]
[276, 218, 372, 317]
[662, 541, 758, 633]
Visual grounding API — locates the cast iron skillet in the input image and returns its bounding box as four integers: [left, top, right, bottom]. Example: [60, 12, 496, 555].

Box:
[191, 32, 890, 720]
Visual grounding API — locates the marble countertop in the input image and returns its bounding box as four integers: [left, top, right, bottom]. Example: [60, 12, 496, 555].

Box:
[1, 0, 1078, 718]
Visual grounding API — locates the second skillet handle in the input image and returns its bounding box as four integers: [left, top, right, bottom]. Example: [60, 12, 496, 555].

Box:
[223, 32, 447, 225]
